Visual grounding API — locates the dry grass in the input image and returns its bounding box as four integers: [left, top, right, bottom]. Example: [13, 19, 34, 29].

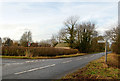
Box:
[1, 53, 86, 59]
[62, 53, 120, 80]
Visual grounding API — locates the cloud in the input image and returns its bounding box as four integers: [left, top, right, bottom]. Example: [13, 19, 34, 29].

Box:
[0, 2, 118, 41]
[0, 0, 119, 2]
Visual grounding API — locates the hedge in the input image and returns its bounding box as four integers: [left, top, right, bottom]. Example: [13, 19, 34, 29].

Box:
[2, 46, 78, 57]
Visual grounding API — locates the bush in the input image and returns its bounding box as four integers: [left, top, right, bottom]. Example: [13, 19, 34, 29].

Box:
[2, 46, 78, 57]
[111, 43, 120, 54]
[2, 46, 26, 56]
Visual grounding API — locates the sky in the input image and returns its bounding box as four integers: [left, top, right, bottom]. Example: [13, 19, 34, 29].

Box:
[0, 0, 118, 42]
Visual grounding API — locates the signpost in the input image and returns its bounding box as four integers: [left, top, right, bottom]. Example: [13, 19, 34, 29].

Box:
[105, 39, 107, 64]
[98, 39, 108, 64]
[0, 38, 2, 55]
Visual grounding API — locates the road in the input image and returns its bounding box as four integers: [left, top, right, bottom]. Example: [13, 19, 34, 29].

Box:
[1, 52, 110, 80]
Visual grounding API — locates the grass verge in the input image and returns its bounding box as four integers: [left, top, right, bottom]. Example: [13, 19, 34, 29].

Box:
[0, 53, 87, 59]
[61, 53, 120, 80]
[0, 52, 104, 59]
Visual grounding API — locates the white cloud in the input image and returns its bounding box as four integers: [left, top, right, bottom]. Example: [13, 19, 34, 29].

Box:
[0, 0, 119, 2]
[0, 2, 118, 41]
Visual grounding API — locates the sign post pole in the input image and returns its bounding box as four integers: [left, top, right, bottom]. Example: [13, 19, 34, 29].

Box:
[0, 38, 2, 55]
[105, 39, 107, 64]
[98, 39, 108, 64]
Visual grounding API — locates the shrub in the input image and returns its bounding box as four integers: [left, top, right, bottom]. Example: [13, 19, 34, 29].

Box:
[2, 46, 78, 57]
[2, 46, 26, 56]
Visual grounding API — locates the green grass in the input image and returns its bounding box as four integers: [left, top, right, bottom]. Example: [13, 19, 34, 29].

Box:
[62, 53, 120, 80]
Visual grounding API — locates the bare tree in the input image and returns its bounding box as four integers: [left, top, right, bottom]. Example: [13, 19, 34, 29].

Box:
[76, 22, 98, 53]
[3, 37, 13, 46]
[64, 16, 79, 48]
[51, 34, 58, 47]
[39, 40, 51, 47]
[20, 31, 32, 47]
[105, 25, 120, 54]
[57, 28, 67, 43]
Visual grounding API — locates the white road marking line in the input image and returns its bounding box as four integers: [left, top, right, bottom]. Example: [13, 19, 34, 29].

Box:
[14, 71, 27, 75]
[25, 60, 36, 63]
[5, 62, 24, 66]
[6, 64, 10, 65]
[25, 61, 31, 63]
[91, 55, 94, 57]
[41, 60, 45, 61]
[5, 59, 49, 66]
[35, 60, 38, 62]
[11, 61, 16, 62]
[5, 60, 46, 66]
[84, 57, 88, 58]
[14, 64, 56, 75]
[77, 58, 82, 60]
[62, 60, 72, 63]
[27, 68, 39, 72]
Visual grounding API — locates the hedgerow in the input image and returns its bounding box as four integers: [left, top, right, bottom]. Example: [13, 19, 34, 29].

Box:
[2, 46, 78, 57]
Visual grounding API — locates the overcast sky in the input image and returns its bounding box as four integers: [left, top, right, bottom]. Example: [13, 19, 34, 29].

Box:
[0, 0, 118, 42]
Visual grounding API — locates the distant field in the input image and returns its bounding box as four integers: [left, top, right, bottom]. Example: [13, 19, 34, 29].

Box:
[62, 53, 120, 80]
[55, 43, 69, 47]
[55, 47, 70, 49]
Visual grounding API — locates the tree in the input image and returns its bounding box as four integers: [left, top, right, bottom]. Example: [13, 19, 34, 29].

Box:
[3, 37, 13, 46]
[112, 26, 120, 54]
[105, 25, 120, 54]
[51, 34, 58, 47]
[90, 36, 105, 52]
[20, 31, 32, 47]
[13, 41, 19, 46]
[57, 28, 67, 43]
[63, 16, 79, 48]
[59, 16, 99, 53]
[76, 22, 98, 53]
[39, 40, 51, 47]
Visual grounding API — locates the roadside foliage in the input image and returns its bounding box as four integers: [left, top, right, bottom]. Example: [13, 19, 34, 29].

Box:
[2, 46, 78, 57]
[62, 53, 120, 80]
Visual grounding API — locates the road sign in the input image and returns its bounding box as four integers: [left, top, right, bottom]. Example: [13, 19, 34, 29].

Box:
[28, 42, 31, 47]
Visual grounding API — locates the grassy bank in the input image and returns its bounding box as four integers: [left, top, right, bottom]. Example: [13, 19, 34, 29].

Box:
[0, 53, 87, 59]
[62, 53, 120, 80]
[1, 52, 103, 59]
